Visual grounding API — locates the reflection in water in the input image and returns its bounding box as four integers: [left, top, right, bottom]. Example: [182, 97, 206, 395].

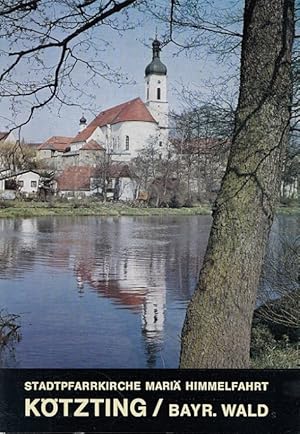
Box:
[0, 215, 210, 368]
[0, 214, 297, 368]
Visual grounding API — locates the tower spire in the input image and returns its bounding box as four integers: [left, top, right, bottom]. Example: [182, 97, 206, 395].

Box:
[145, 38, 167, 76]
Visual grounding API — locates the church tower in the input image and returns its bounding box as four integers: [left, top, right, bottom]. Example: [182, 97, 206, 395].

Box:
[145, 39, 168, 139]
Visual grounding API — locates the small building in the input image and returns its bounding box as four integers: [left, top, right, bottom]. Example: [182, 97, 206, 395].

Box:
[55, 164, 136, 201]
[16, 170, 40, 195]
[38, 135, 73, 159]
[0, 170, 40, 198]
[38, 135, 105, 170]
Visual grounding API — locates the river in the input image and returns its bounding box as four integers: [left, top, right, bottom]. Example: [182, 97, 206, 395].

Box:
[0, 214, 298, 368]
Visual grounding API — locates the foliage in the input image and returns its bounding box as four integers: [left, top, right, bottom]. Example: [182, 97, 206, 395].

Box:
[250, 323, 299, 369]
[180, 0, 295, 368]
[0, 199, 211, 218]
[257, 237, 300, 330]
[0, 0, 139, 130]
[0, 141, 37, 171]
[0, 311, 21, 347]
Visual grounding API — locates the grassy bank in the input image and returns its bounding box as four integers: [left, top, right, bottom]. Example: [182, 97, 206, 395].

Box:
[277, 205, 300, 215]
[0, 200, 298, 219]
[0, 200, 211, 218]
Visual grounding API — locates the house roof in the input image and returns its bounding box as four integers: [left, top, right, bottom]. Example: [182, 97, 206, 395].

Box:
[56, 164, 132, 191]
[76, 263, 145, 310]
[81, 140, 105, 151]
[72, 98, 157, 143]
[56, 166, 96, 191]
[0, 169, 41, 181]
[38, 136, 73, 152]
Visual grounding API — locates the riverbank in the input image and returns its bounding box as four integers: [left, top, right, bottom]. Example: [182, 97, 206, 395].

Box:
[0, 200, 211, 218]
[0, 200, 298, 219]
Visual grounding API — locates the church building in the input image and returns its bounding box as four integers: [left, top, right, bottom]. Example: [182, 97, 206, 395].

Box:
[37, 39, 169, 199]
[68, 38, 169, 162]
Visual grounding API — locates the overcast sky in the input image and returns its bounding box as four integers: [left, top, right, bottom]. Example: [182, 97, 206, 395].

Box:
[0, 1, 242, 143]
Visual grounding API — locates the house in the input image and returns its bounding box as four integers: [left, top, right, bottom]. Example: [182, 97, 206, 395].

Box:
[38, 135, 105, 170]
[38, 135, 73, 164]
[16, 170, 40, 195]
[55, 164, 136, 200]
[0, 170, 40, 198]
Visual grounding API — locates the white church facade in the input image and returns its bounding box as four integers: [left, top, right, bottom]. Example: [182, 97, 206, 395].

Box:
[39, 39, 168, 162]
[36, 39, 169, 199]
[69, 38, 169, 161]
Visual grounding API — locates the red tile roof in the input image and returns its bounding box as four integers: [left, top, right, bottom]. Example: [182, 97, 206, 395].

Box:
[38, 136, 73, 152]
[81, 140, 105, 151]
[72, 98, 157, 143]
[56, 163, 131, 191]
[75, 263, 146, 310]
[56, 166, 96, 191]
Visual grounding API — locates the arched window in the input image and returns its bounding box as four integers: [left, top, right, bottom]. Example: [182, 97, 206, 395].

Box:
[147, 87, 149, 100]
[125, 135, 129, 150]
[157, 88, 161, 100]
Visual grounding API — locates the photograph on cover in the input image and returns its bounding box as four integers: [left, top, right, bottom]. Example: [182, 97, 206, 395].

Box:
[0, 0, 298, 373]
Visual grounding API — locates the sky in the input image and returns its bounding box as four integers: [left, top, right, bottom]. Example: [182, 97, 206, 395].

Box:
[0, 0, 242, 143]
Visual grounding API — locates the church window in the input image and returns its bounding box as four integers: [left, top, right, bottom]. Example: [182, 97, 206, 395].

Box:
[157, 88, 161, 100]
[147, 87, 149, 100]
[125, 135, 130, 150]
[159, 141, 162, 147]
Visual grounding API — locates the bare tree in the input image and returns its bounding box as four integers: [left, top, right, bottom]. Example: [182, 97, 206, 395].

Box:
[171, 102, 234, 203]
[0, 140, 37, 171]
[0, 0, 139, 132]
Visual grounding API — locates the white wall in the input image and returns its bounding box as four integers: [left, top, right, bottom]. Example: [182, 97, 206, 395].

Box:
[38, 149, 52, 159]
[109, 121, 159, 161]
[145, 73, 169, 130]
[89, 126, 106, 145]
[16, 172, 40, 194]
[118, 177, 137, 201]
[70, 141, 85, 152]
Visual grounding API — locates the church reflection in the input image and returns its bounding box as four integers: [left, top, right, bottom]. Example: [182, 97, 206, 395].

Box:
[74, 251, 168, 367]
[0, 215, 212, 367]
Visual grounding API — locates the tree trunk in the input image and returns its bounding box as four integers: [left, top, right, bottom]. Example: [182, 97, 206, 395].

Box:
[180, 0, 294, 368]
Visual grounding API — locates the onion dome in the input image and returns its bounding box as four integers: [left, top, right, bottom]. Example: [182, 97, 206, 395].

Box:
[145, 39, 167, 76]
[79, 115, 87, 125]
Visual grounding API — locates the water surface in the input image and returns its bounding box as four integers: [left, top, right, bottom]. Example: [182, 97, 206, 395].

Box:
[0, 215, 211, 368]
[0, 214, 297, 368]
